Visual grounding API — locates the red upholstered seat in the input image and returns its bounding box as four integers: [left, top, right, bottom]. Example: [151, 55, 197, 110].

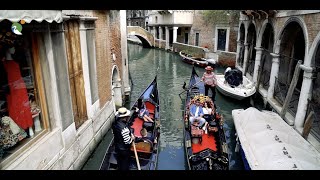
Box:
[145, 101, 155, 114]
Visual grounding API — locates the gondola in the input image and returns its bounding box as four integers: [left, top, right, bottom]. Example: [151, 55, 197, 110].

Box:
[100, 76, 160, 170]
[232, 107, 320, 170]
[183, 67, 229, 170]
[179, 51, 211, 68]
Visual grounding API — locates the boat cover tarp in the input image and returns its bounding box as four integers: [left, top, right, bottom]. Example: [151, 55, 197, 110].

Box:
[232, 107, 320, 170]
[225, 69, 243, 87]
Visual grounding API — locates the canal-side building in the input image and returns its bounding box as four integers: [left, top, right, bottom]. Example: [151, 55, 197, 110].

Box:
[0, 10, 130, 169]
[142, 10, 238, 66]
[235, 10, 320, 151]
[126, 10, 148, 29]
[146, 10, 194, 50]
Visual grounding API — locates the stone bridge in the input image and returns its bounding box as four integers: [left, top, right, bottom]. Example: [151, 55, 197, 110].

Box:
[127, 26, 154, 48]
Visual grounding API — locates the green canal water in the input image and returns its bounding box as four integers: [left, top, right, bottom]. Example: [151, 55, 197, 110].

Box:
[82, 43, 251, 170]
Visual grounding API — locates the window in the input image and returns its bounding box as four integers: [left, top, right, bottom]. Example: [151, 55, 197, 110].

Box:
[155, 16, 158, 23]
[50, 25, 74, 131]
[86, 28, 99, 104]
[64, 20, 88, 129]
[195, 33, 200, 46]
[184, 33, 189, 44]
[217, 29, 227, 51]
[215, 27, 229, 52]
[0, 20, 49, 162]
[177, 28, 181, 36]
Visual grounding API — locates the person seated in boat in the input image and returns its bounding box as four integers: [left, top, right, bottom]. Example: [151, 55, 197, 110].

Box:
[135, 99, 154, 123]
[136, 128, 157, 144]
[189, 99, 206, 128]
[224, 67, 232, 84]
[202, 101, 216, 133]
[203, 101, 215, 121]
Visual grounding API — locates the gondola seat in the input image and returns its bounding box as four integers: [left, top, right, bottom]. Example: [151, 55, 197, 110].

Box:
[191, 123, 204, 144]
[207, 120, 218, 135]
[131, 138, 153, 154]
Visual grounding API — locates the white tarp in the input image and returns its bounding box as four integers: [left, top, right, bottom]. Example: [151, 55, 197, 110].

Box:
[232, 107, 320, 170]
[0, 10, 62, 23]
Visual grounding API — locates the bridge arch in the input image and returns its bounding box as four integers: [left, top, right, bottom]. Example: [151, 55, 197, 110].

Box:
[127, 26, 154, 48]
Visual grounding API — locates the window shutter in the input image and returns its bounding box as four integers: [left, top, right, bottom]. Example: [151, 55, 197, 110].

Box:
[64, 20, 88, 129]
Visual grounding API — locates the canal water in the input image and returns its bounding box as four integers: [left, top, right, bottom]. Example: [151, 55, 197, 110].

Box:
[82, 43, 251, 170]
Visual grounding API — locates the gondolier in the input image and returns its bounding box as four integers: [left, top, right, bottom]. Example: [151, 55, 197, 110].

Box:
[112, 107, 135, 170]
[202, 66, 217, 101]
[183, 67, 229, 170]
[101, 76, 160, 170]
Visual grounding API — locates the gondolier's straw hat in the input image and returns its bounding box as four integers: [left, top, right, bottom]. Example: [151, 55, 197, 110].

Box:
[205, 66, 213, 71]
[116, 107, 131, 118]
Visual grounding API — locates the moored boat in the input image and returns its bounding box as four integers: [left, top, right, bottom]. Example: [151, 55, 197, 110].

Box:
[232, 107, 320, 170]
[100, 76, 160, 170]
[216, 73, 256, 100]
[183, 67, 229, 170]
[179, 51, 211, 68]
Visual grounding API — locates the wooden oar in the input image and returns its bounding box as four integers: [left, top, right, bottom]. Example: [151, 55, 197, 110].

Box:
[132, 142, 141, 170]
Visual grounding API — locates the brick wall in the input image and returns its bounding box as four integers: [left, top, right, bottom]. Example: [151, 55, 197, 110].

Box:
[189, 10, 239, 53]
[217, 51, 237, 67]
[173, 42, 207, 58]
[93, 10, 112, 107]
[190, 10, 215, 51]
[272, 13, 320, 52]
[302, 13, 320, 50]
[109, 10, 123, 88]
[155, 39, 166, 48]
[228, 23, 238, 52]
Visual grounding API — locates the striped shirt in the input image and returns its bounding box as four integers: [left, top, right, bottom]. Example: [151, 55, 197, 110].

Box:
[121, 127, 133, 145]
[202, 72, 217, 86]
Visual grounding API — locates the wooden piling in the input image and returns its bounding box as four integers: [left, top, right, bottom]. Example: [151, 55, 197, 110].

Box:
[302, 111, 314, 139]
[280, 60, 302, 118]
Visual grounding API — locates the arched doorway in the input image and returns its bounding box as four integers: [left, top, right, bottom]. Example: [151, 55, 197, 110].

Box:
[245, 23, 256, 77]
[112, 66, 123, 110]
[274, 21, 305, 115]
[308, 41, 320, 141]
[259, 23, 274, 90]
[238, 23, 245, 67]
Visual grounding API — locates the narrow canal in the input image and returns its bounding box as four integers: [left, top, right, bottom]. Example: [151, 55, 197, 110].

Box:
[82, 43, 250, 170]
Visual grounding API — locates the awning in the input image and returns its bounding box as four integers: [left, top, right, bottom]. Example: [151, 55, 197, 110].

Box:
[0, 10, 63, 23]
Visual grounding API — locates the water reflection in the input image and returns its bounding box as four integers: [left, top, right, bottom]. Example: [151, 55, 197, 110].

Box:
[82, 43, 249, 170]
[127, 43, 249, 170]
